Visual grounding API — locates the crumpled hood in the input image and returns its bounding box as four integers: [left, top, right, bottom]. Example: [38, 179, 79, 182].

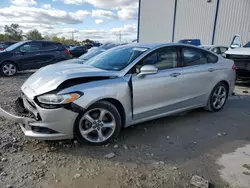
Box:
[22, 63, 120, 98]
[225, 48, 250, 55]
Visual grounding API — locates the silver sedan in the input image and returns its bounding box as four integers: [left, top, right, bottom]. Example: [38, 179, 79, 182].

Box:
[0, 43, 236, 145]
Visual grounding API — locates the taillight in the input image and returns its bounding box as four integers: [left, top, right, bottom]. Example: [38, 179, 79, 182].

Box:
[0, 48, 4, 51]
[232, 64, 236, 70]
[64, 49, 71, 55]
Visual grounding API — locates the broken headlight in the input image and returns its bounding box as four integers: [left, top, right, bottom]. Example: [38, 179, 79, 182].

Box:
[37, 93, 82, 105]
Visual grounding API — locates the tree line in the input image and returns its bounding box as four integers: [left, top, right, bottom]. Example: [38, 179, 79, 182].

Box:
[0, 23, 93, 45]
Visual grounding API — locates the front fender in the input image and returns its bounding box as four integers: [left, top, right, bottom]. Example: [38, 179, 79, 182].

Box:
[58, 77, 132, 125]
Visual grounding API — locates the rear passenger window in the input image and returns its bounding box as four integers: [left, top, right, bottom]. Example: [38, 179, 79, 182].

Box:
[206, 52, 218, 63]
[183, 48, 207, 66]
[42, 43, 57, 50]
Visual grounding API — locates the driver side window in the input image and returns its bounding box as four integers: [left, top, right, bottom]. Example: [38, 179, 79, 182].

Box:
[19, 43, 41, 52]
[133, 47, 178, 73]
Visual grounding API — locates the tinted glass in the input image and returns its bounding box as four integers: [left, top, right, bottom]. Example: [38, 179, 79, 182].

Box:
[205, 52, 218, 63]
[19, 43, 41, 52]
[79, 48, 104, 60]
[85, 46, 148, 71]
[183, 48, 207, 66]
[42, 43, 57, 50]
[5, 41, 27, 51]
[142, 47, 178, 70]
[220, 47, 228, 53]
[244, 41, 250, 48]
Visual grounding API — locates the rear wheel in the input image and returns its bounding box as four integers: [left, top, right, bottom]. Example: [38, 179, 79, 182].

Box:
[205, 82, 228, 112]
[1, 62, 17, 76]
[74, 101, 121, 145]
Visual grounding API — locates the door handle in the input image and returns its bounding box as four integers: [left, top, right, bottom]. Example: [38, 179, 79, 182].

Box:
[170, 73, 181, 77]
[208, 68, 215, 72]
[36, 53, 40, 55]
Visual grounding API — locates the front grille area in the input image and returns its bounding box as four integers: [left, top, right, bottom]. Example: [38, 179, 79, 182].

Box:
[18, 93, 41, 121]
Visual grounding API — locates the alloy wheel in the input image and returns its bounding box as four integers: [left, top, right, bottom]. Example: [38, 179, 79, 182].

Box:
[79, 108, 116, 143]
[212, 86, 227, 109]
[2, 64, 17, 76]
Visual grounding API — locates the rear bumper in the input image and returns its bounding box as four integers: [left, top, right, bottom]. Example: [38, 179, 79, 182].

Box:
[236, 69, 250, 80]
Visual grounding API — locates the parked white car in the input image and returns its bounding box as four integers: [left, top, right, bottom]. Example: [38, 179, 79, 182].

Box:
[200, 45, 228, 55]
[225, 34, 250, 80]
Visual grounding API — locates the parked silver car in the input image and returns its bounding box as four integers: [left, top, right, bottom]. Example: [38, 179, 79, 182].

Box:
[0, 43, 236, 145]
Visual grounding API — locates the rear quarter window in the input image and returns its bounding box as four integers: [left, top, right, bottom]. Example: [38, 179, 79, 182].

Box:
[42, 42, 58, 50]
[205, 52, 218, 63]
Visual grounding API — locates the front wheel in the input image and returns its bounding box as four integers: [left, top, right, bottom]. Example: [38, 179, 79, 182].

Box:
[205, 82, 228, 112]
[74, 101, 122, 145]
[1, 62, 17, 76]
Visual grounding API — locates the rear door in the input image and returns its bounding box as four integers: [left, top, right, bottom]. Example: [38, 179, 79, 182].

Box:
[181, 47, 219, 107]
[37, 42, 60, 68]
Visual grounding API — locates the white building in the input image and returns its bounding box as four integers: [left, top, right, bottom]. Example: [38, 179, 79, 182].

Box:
[138, 0, 250, 45]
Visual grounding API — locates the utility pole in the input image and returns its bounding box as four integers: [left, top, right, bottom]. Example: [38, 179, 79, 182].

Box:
[72, 31, 74, 41]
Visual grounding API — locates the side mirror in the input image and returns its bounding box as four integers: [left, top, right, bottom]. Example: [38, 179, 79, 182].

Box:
[137, 65, 158, 78]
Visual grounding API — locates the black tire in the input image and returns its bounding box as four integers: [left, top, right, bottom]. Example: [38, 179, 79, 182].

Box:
[205, 82, 229, 112]
[74, 101, 122, 145]
[1, 62, 17, 76]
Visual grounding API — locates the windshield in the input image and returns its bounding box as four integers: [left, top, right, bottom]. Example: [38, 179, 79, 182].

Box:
[85, 46, 148, 71]
[5, 41, 26, 51]
[79, 43, 120, 60]
[79, 48, 105, 60]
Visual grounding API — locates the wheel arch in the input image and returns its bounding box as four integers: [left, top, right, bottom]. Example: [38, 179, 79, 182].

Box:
[219, 80, 229, 92]
[1, 60, 20, 71]
[97, 98, 126, 127]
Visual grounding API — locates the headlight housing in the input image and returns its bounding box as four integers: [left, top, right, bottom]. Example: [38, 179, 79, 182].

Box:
[37, 93, 82, 105]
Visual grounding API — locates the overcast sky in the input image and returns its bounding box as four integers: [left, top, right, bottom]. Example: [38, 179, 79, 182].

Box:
[0, 0, 139, 42]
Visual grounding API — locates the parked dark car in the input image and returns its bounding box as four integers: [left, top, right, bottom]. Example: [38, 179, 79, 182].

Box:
[58, 43, 123, 65]
[69, 46, 87, 57]
[84, 44, 93, 50]
[0, 41, 17, 51]
[79, 43, 123, 61]
[179, 39, 201, 46]
[0, 40, 72, 76]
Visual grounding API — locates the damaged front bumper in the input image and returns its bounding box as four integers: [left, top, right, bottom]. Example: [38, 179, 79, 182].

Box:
[0, 95, 78, 140]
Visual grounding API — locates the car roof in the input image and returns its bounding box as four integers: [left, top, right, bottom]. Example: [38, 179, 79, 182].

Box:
[25, 40, 61, 44]
[122, 42, 204, 49]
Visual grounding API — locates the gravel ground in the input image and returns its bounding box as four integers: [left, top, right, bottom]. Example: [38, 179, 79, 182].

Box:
[0, 72, 250, 188]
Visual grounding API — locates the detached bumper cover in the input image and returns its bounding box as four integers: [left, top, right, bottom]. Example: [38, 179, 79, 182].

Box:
[0, 107, 72, 140]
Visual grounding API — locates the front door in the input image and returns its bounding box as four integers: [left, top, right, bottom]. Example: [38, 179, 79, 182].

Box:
[15, 42, 43, 70]
[181, 47, 218, 107]
[131, 46, 184, 120]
